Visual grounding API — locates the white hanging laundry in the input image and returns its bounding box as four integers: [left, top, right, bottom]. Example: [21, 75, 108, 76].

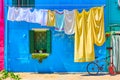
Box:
[64, 10, 75, 35]
[16, 8, 31, 22]
[40, 9, 48, 26]
[111, 35, 120, 72]
[35, 9, 42, 24]
[7, 7, 16, 21]
[7, 7, 31, 22]
[20, 8, 30, 22]
[29, 9, 38, 23]
[26, 9, 45, 24]
[7, 7, 46, 24]
[23, 9, 31, 22]
[55, 10, 64, 32]
[15, 8, 23, 21]
[13, 7, 21, 21]
[118, 0, 120, 7]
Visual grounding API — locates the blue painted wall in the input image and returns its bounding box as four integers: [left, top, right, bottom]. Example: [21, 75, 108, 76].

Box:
[109, 0, 120, 24]
[5, 0, 106, 72]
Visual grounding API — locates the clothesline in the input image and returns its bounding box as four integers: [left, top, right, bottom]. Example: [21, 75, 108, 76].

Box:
[6, 7, 106, 11]
[6, 7, 91, 11]
[5, 4, 106, 7]
[5, 4, 106, 11]
[7, 6, 104, 34]
[6, 3, 106, 7]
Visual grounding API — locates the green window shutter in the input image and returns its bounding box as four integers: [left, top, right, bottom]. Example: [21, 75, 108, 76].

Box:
[46, 30, 51, 53]
[29, 30, 34, 53]
[21, 0, 27, 7]
[20, 0, 23, 7]
[12, 0, 35, 7]
[12, 0, 18, 6]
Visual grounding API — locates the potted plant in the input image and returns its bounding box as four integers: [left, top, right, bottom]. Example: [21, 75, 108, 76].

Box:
[39, 48, 44, 53]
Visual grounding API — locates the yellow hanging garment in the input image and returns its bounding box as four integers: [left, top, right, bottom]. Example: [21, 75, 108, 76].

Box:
[85, 9, 95, 62]
[74, 9, 95, 62]
[74, 10, 85, 62]
[74, 7, 105, 62]
[92, 7, 105, 46]
[47, 10, 56, 26]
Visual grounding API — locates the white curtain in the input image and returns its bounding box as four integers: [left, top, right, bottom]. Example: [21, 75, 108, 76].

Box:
[111, 35, 120, 72]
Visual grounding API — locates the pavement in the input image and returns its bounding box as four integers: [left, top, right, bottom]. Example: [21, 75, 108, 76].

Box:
[10, 73, 120, 80]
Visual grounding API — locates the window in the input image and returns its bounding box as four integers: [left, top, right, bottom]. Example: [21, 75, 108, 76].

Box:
[12, 0, 35, 7]
[30, 29, 51, 53]
[29, 29, 51, 62]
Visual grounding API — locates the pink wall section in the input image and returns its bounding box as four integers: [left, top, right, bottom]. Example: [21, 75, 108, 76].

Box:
[0, 0, 4, 70]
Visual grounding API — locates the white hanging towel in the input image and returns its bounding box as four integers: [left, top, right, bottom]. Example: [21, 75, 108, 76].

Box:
[7, 7, 14, 21]
[16, 8, 31, 22]
[7, 7, 20, 21]
[7, 7, 45, 24]
[28, 9, 47, 24]
[15, 8, 23, 21]
[29, 9, 38, 23]
[24, 9, 31, 22]
[35, 9, 43, 24]
[7, 7, 31, 22]
[64, 10, 75, 35]
[13, 7, 20, 21]
[40, 9, 48, 26]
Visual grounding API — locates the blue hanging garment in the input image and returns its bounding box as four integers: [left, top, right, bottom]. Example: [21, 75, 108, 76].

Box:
[55, 10, 64, 32]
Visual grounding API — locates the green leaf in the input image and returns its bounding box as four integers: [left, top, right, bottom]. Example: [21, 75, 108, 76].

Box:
[0, 70, 21, 80]
[0, 78, 2, 80]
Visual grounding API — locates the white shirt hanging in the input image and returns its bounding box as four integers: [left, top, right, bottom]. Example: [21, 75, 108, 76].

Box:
[40, 9, 48, 26]
[16, 8, 31, 22]
[35, 9, 42, 24]
[64, 10, 75, 35]
[22, 8, 31, 22]
[13, 7, 20, 21]
[15, 8, 23, 21]
[7, 7, 15, 21]
[29, 9, 38, 23]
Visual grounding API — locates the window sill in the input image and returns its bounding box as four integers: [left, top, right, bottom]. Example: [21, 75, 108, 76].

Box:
[32, 53, 49, 63]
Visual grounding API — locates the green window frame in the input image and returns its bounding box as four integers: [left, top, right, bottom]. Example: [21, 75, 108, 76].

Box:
[12, 0, 35, 7]
[29, 29, 51, 54]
